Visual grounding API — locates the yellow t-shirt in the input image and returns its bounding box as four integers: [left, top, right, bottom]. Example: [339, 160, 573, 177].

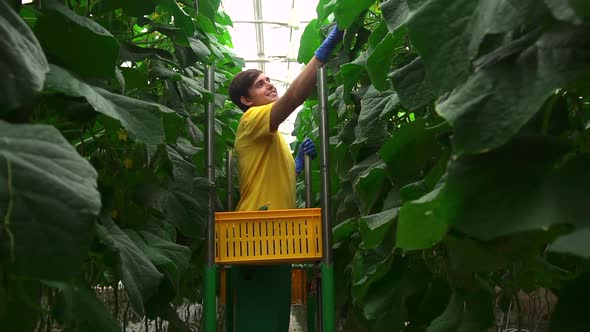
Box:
[234, 103, 296, 211]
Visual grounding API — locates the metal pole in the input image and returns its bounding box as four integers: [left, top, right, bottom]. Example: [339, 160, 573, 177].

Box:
[225, 150, 235, 332]
[226, 150, 235, 211]
[204, 65, 217, 332]
[304, 155, 312, 208]
[318, 66, 335, 332]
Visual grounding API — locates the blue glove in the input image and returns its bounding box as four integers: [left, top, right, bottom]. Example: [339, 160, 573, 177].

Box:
[295, 138, 317, 174]
[314, 25, 344, 63]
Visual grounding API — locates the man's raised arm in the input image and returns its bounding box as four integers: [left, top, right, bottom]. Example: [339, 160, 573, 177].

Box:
[269, 26, 343, 132]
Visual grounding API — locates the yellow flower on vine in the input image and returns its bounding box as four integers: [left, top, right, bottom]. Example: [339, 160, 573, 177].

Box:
[117, 129, 128, 141]
[123, 158, 133, 169]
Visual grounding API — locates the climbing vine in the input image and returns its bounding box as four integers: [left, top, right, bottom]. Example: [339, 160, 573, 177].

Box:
[1, 0, 241, 330]
[295, 0, 590, 331]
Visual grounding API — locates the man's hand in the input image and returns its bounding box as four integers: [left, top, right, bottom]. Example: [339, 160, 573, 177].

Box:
[295, 138, 317, 175]
[314, 25, 344, 63]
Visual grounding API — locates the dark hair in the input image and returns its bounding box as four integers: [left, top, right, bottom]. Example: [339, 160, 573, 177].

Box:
[229, 69, 262, 112]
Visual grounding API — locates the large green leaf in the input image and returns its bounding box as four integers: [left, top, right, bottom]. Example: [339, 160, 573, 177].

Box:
[0, 0, 49, 112]
[550, 228, 590, 259]
[381, 0, 410, 33]
[339, 52, 368, 103]
[35, 1, 118, 78]
[379, 118, 442, 183]
[351, 244, 395, 302]
[96, 218, 163, 317]
[354, 160, 389, 214]
[45, 65, 178, 145]
[359, 208, 398, 249]
[362, 258, 431, 330]
[334, 0, 374, 29]
[427, 289, 494, 332]
[391, 57, 435, 110]
[405, 0, 548, 93]
[0, 121, 100, 280]
[126, 230, 191, 283]
[417, 138, 590, 241]
[103, 0, 156, 16]
[397, 183, 448, 249]
[52, 282, 121, 332]
[158, 0, 195, 36]
[297, 19, 321, 64]
[366, 33, 396, 91]
[439, 24, 590, 155]
[152, 65, 213, 102]
[138, 144, 209, 239]
[356, 86, 398, 145]
[197, 0, 221, 27]
[545, 0, 590, 24]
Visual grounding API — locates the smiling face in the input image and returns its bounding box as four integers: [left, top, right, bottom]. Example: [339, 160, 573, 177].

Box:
[240, 73, 279, 108]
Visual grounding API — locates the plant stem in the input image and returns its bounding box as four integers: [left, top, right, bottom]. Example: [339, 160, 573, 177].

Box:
[2, 159, 15, 262]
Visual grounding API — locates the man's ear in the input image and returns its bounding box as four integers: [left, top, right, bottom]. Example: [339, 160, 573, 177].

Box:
[240, 96, 253, 107]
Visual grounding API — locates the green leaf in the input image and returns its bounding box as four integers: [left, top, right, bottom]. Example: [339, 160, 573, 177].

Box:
[139, 143, 210, 240]
[103, 0, 156, 16]
[406, 0, 549, 93]
[297, 19, 321, 64]
[52, 282, 121, 332]
[126, 230, 191, 283]
[359, 208, 398, 249]
[333, 217, 358, 248]
[0, 0, 49, 112]
[362, 258, 431, 330]
[96, 218, 163, 317]
[354, 159, 389, 214]
[549, 272, 590, 332]
[340, 52, 368, 103]
[35, 1, 118, 78]
[445, 236, 512, 273]
[550, 228, 590, 259]
[334, 0, 374, 29]
[397, 183, 449, 249]
[158, 0, 195, 36]
[379, 118, 442, 183]
[316, 0, 336, 23]
[545, 0, 590, 24]
[0, 121, 100, 280]
[136, 17, 190, 45]
[188, 37, 211, 59]
[119, 42, 175, 63]
[439, 24, 590, 155]
[351, 244, 394, 302]
[366, 33, 396, 91]
[198, 0, 220, 26]
[427, 289, 494, 332]
[431, 138, 590, 241]
[356, 87, 399, 145]
[391, 57, 435, 109]
[45, 65, 178, 145]
[381, 0, 410, 33]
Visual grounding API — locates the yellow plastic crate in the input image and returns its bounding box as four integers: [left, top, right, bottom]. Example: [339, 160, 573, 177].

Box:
[215, 208, 323, 264]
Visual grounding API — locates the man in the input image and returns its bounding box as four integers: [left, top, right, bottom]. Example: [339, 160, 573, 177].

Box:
[227, 25, 343, 332]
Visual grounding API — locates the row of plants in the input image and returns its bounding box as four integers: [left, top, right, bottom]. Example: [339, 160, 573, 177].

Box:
[1, 0, 242, 330]
[294, 0, 590, 331]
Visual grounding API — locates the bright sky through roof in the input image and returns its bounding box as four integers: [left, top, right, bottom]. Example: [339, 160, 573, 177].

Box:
[221, 0, 319, 146]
